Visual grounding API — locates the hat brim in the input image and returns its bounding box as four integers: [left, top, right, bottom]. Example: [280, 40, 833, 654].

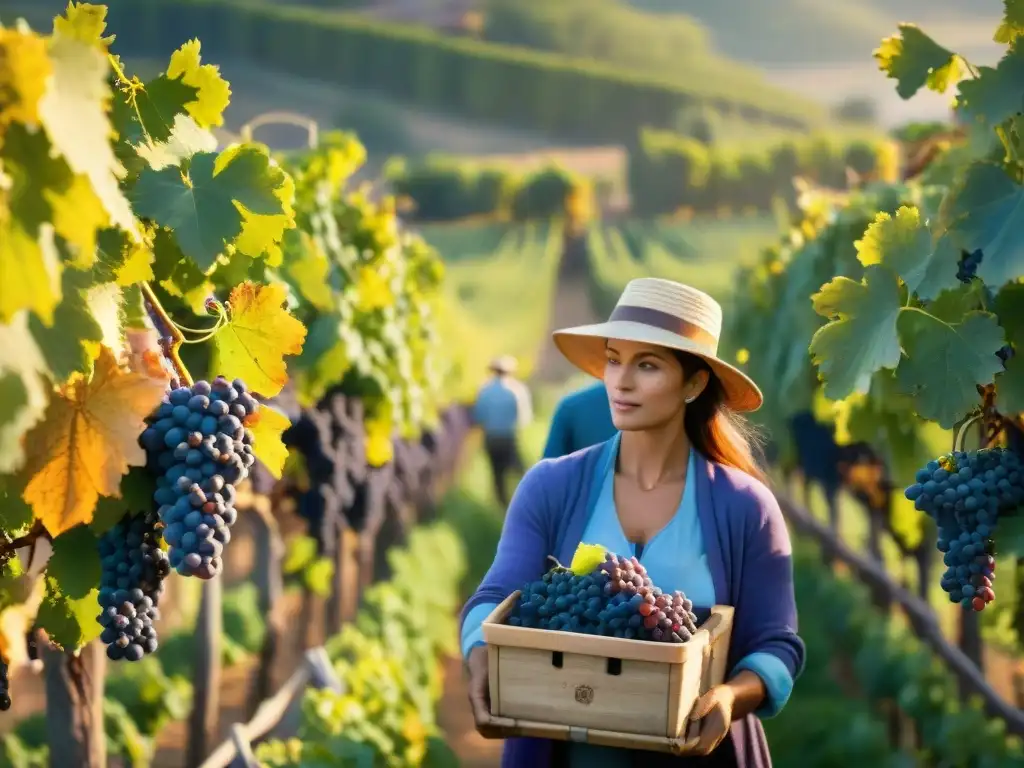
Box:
[552, 320, 763, 413]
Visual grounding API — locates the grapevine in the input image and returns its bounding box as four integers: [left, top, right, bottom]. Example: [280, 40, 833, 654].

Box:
[0, 0, 311, 714]
[508, 546, 700, 643]
[726, 10, 1024, 626]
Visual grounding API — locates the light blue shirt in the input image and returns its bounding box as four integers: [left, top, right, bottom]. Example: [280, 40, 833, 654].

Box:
[461, 435, 793, 759]
[473, 376, 532, 438]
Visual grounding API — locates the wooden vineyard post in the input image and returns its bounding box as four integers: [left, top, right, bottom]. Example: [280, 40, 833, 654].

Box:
[245, 498, 285, 716]
[188, 577, 223, 768]
[43, 641, 106, 768]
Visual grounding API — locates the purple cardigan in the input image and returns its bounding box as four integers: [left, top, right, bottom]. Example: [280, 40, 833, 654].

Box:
[460, 440, 805, 768]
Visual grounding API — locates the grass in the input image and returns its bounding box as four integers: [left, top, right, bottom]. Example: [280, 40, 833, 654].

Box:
[432, 220, 564, 402]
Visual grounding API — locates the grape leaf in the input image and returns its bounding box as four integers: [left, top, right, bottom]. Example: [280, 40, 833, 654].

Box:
[37, 18, 135, 234]
[0, 474, 33, 533]
[245, 404, 290, 479]
[28, 267, 104, 384]
[90, 467, 156, 536]
[19, 345, 167, 536]
[855, 206, 960, 300]
[997, 354, 1024, 413]
[283, 535, 318, 575]
[956, 41, 1024, 129]
[35, 576, 101, 651]
[0, 314, 50, 474]
[150, 227, 212, 312]
[53, 2, 114, 48]
[281, 230, 336, 312]
[0, 26, 51, 129]
[944, 163, 1024, 288]
[927, 282, 986, 323]
[895, 310, 1005, 428]
[134, 114, 218, 172]
[235, 171, 296, 265]
[47, 525, 101, 600]
[0, 123, 69, 325]
[809, 265, 904, 400]
[96, 228, 155, 286]
[131, 148, 289, 271]
[116, 73, 199, 147]
[46, 173, 109, 267]
[875, 24, 962, 99]
[998, 514, 1024, 558]
[210, 282, 307, 398]
[996, 0, 1024, 44]
[166, 39, 230, 129]
[994, 282, 1024, 345]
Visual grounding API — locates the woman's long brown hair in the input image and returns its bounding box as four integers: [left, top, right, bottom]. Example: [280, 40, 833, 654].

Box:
[673, 350, 768, 484]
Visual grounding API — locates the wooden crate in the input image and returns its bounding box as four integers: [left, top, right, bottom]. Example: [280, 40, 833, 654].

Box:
[481, 591, 734, 754]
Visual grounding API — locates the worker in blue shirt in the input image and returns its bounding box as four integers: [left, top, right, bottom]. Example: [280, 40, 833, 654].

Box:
[472, 356, 533, 506]
[542, 379, 617, 459]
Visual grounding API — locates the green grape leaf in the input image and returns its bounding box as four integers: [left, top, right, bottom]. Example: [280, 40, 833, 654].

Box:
[997, 354, 1024, 413]
[90, 467, 155, 536]
[875, 24, 962, 99]
[28, 267, 104, 384]
[997, 514, 1024, 558]
[928, 282, 986, 323]
[956, 41, 1024, 129]
[35, 576, 101, 651]
[131, 147, 290, 272]
[37, 20, 135, 234]
[210, 282, 307, 398]
[47, 525, 102, 599]
[855, 206, 960, 300]
[0, 474, 33, 533]
[895, 310, 1005, 428]
[994, 282, 1024, 347]
[944, 163, 1024, 288]
[0, 315, 50, 474]
[114, 74, 199, 147]
[135, 115, 219, 173]
[150, 228, 212, 313]
[809, 265, 904, 400]
[281, 230, 336, 312]
[996, 0, 1024, 44]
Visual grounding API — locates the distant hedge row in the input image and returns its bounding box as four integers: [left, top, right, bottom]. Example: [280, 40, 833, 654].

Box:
[386, 158, 581, 222]
[98, 0, 825, 144]
[629, 129, 900, 216]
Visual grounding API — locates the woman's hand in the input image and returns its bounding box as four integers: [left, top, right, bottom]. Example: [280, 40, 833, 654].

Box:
[465, 645, 503, 738]
[688, 684, 736, 755]
[688, 669, 767, 756]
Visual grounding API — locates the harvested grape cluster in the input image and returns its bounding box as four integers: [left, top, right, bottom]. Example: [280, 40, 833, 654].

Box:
[509, 552, 699, 643]
[906, 447, 1024, 611]
[140, 377, 256, 579]
[96, 510, 170, 661]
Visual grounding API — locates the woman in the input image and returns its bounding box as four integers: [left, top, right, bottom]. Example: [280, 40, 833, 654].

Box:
[460, 278, 804, 767]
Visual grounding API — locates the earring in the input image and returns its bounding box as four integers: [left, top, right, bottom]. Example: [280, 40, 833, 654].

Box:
[685, 396, 694, 404]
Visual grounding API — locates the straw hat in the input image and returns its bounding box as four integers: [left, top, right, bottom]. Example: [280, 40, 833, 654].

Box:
[552, 278, 762, 412]
[489, 355, 518, 375]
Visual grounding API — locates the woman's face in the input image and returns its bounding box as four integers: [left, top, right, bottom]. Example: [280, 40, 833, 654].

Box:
[603, 339, 708, 431]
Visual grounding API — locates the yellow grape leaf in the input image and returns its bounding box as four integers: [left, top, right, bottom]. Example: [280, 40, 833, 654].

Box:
[84, 282, 124, 360]
[0, 216, 62, 326]
[244, 404, 290, 479]
[52, 2, 114, 49]
[235, 172, 296, 266]
[365, 414, 394, 467]
[211, 282, 307, 398]
[0, 572, 45, 669]
[114, 240, 155, 286]
[166, 39, 230, 128]
[37, 21, 136, 234]
[0, 27, 51, 131]
[45, 173, 109, 267]
[20, 345, 167, 536]
[354, 266, 394, 312]
[569, 543, 607, 576]
[0, 314, 51, 474]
